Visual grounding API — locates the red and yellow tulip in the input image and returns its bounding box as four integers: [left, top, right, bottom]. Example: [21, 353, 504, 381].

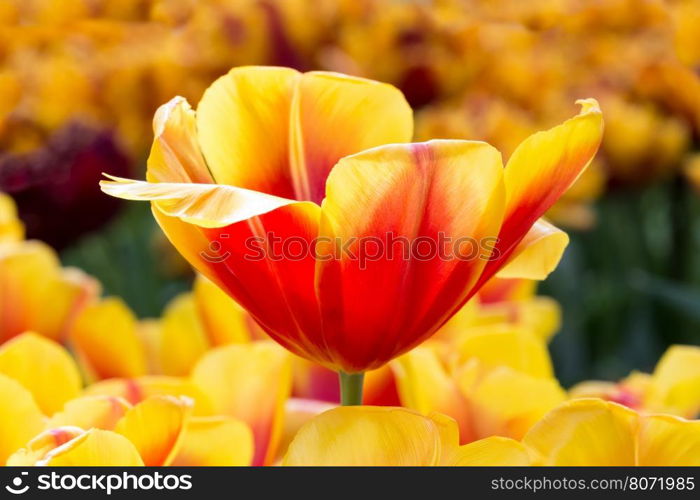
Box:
[101, 66, 603, 385]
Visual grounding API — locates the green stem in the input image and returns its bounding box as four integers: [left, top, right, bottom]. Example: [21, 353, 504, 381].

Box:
[338, 371, 365, 406]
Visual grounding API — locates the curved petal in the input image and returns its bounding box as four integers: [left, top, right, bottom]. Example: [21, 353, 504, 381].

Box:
[645, 345, 700, 418]
[48, 396, 131, 431]
[83, 376, 212, 416]
[392, 347, 473, 443]
[70, 297, 148, 380]
[478, 99, 603, 285]
[0, 374, 45, 464]
[7, 427, 83, 466]
[115, 395, 192, 466]
[196, 66, 300, 197]
[0, 332, 81, 415]
[637, 414, 700, 466]
[193, 274, 263, 345]
[449, 436, 532, 466]
[468, 367, 566, 440]
[172, 416, 254, 466]
[523, 399, 637, 466]
[39, 429, 144, 466]
[495, 219, 569, 280]
[278, 399, 336, 461]
[0, 241, 97, 343]
[190, 342, 292, 465]
[290, 71, 413, 203]
[159, 293, 210, 376]
[146, 97, 213, 184]
[317, 140, 505, 371]
[100, 175, 307, 228]
[455, 328, 554, 378]
[283, 407, 443, 466]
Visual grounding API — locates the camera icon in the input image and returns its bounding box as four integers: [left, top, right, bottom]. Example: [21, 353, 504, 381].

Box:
[5, 472, 29, 495]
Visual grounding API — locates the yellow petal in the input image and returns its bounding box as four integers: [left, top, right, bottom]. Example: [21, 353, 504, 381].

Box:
[172, 416, 254, 466]
[146, 97, 213, 184]
[278, 398, 336, 461]
[40, 429, 144, 466]
[449, 437, 532, 466]
[100, 175, 306, 228]
[48, 395, 131, 431]
[523, 399, 637, 466]
[637, 414, 700, 466]
[455, 327, 554, 378]
[159, 293, 210, 376]
[392, 347, 473, 443]
[115, 395, 192, 466]
[0, 373, 45, 464]
[0, 192, 24, 243]
[193, 274, 262, 345]
[646, 345, 700, 418]
[289, 71, 412, 202]
[284, 407, 443, 466]
[70, 297, 148, 379]
[495, 219, 569, 280]
[83, 376, 212, 416]
[196, 66, 299, 196]
[191, 341, 292, 465]
[7, 427, 83, 466]
[468, 367, 566, 440]
[501, 99, 603, 249]
[0, 332, 81, 415]
[0, 240, 95, 342]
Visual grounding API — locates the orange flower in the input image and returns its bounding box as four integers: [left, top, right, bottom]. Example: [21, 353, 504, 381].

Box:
[101, 66, 602, 375]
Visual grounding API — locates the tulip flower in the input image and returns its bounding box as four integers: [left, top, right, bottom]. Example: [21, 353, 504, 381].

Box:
[101, 65, 603, 404]
[523, 399, 700, 466]
[570, 344, 700, 419]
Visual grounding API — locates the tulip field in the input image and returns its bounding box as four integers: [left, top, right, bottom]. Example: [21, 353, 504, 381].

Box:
[1, 0, 700, 471]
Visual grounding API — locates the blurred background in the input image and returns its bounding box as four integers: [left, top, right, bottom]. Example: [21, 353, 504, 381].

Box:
[1, 0, 699, 386]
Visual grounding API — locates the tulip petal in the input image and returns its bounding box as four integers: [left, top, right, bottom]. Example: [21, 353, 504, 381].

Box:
[393, 347, 473, 443]
[70, 298, 148, 380]
[0, 241, 97, 342]
[495, 219, 569, 280]
[645, 345, 700, 418]
[318, 140, 505, 371]
[7, 427, 83, 466]
[637, 414, 700, 466]
[283, 407, 443, 466]
[172, 416, 254, 466]
[83, 376, 212, 416]
[0, 373, 45, 464]
[523, 399, 637, 466]
[468, 367, 566, 440]
[48, 396, 131, 431]
[191, 342, 292, 465]
[449, 437, 532, 466]
[159, 293, 210, 376]
[478, 99, 603, 284]
[196, 66, 300, 197]
[115, 395, 192, 466]
[289, 71, 413, 203]
[40, 429, 144, 466]
[455, 328, 554, 378]
[100, 175, 305, 228]
[193, 274, 262, 345]
[0, 332, 81, 415]
[146, 97, 213, 184]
